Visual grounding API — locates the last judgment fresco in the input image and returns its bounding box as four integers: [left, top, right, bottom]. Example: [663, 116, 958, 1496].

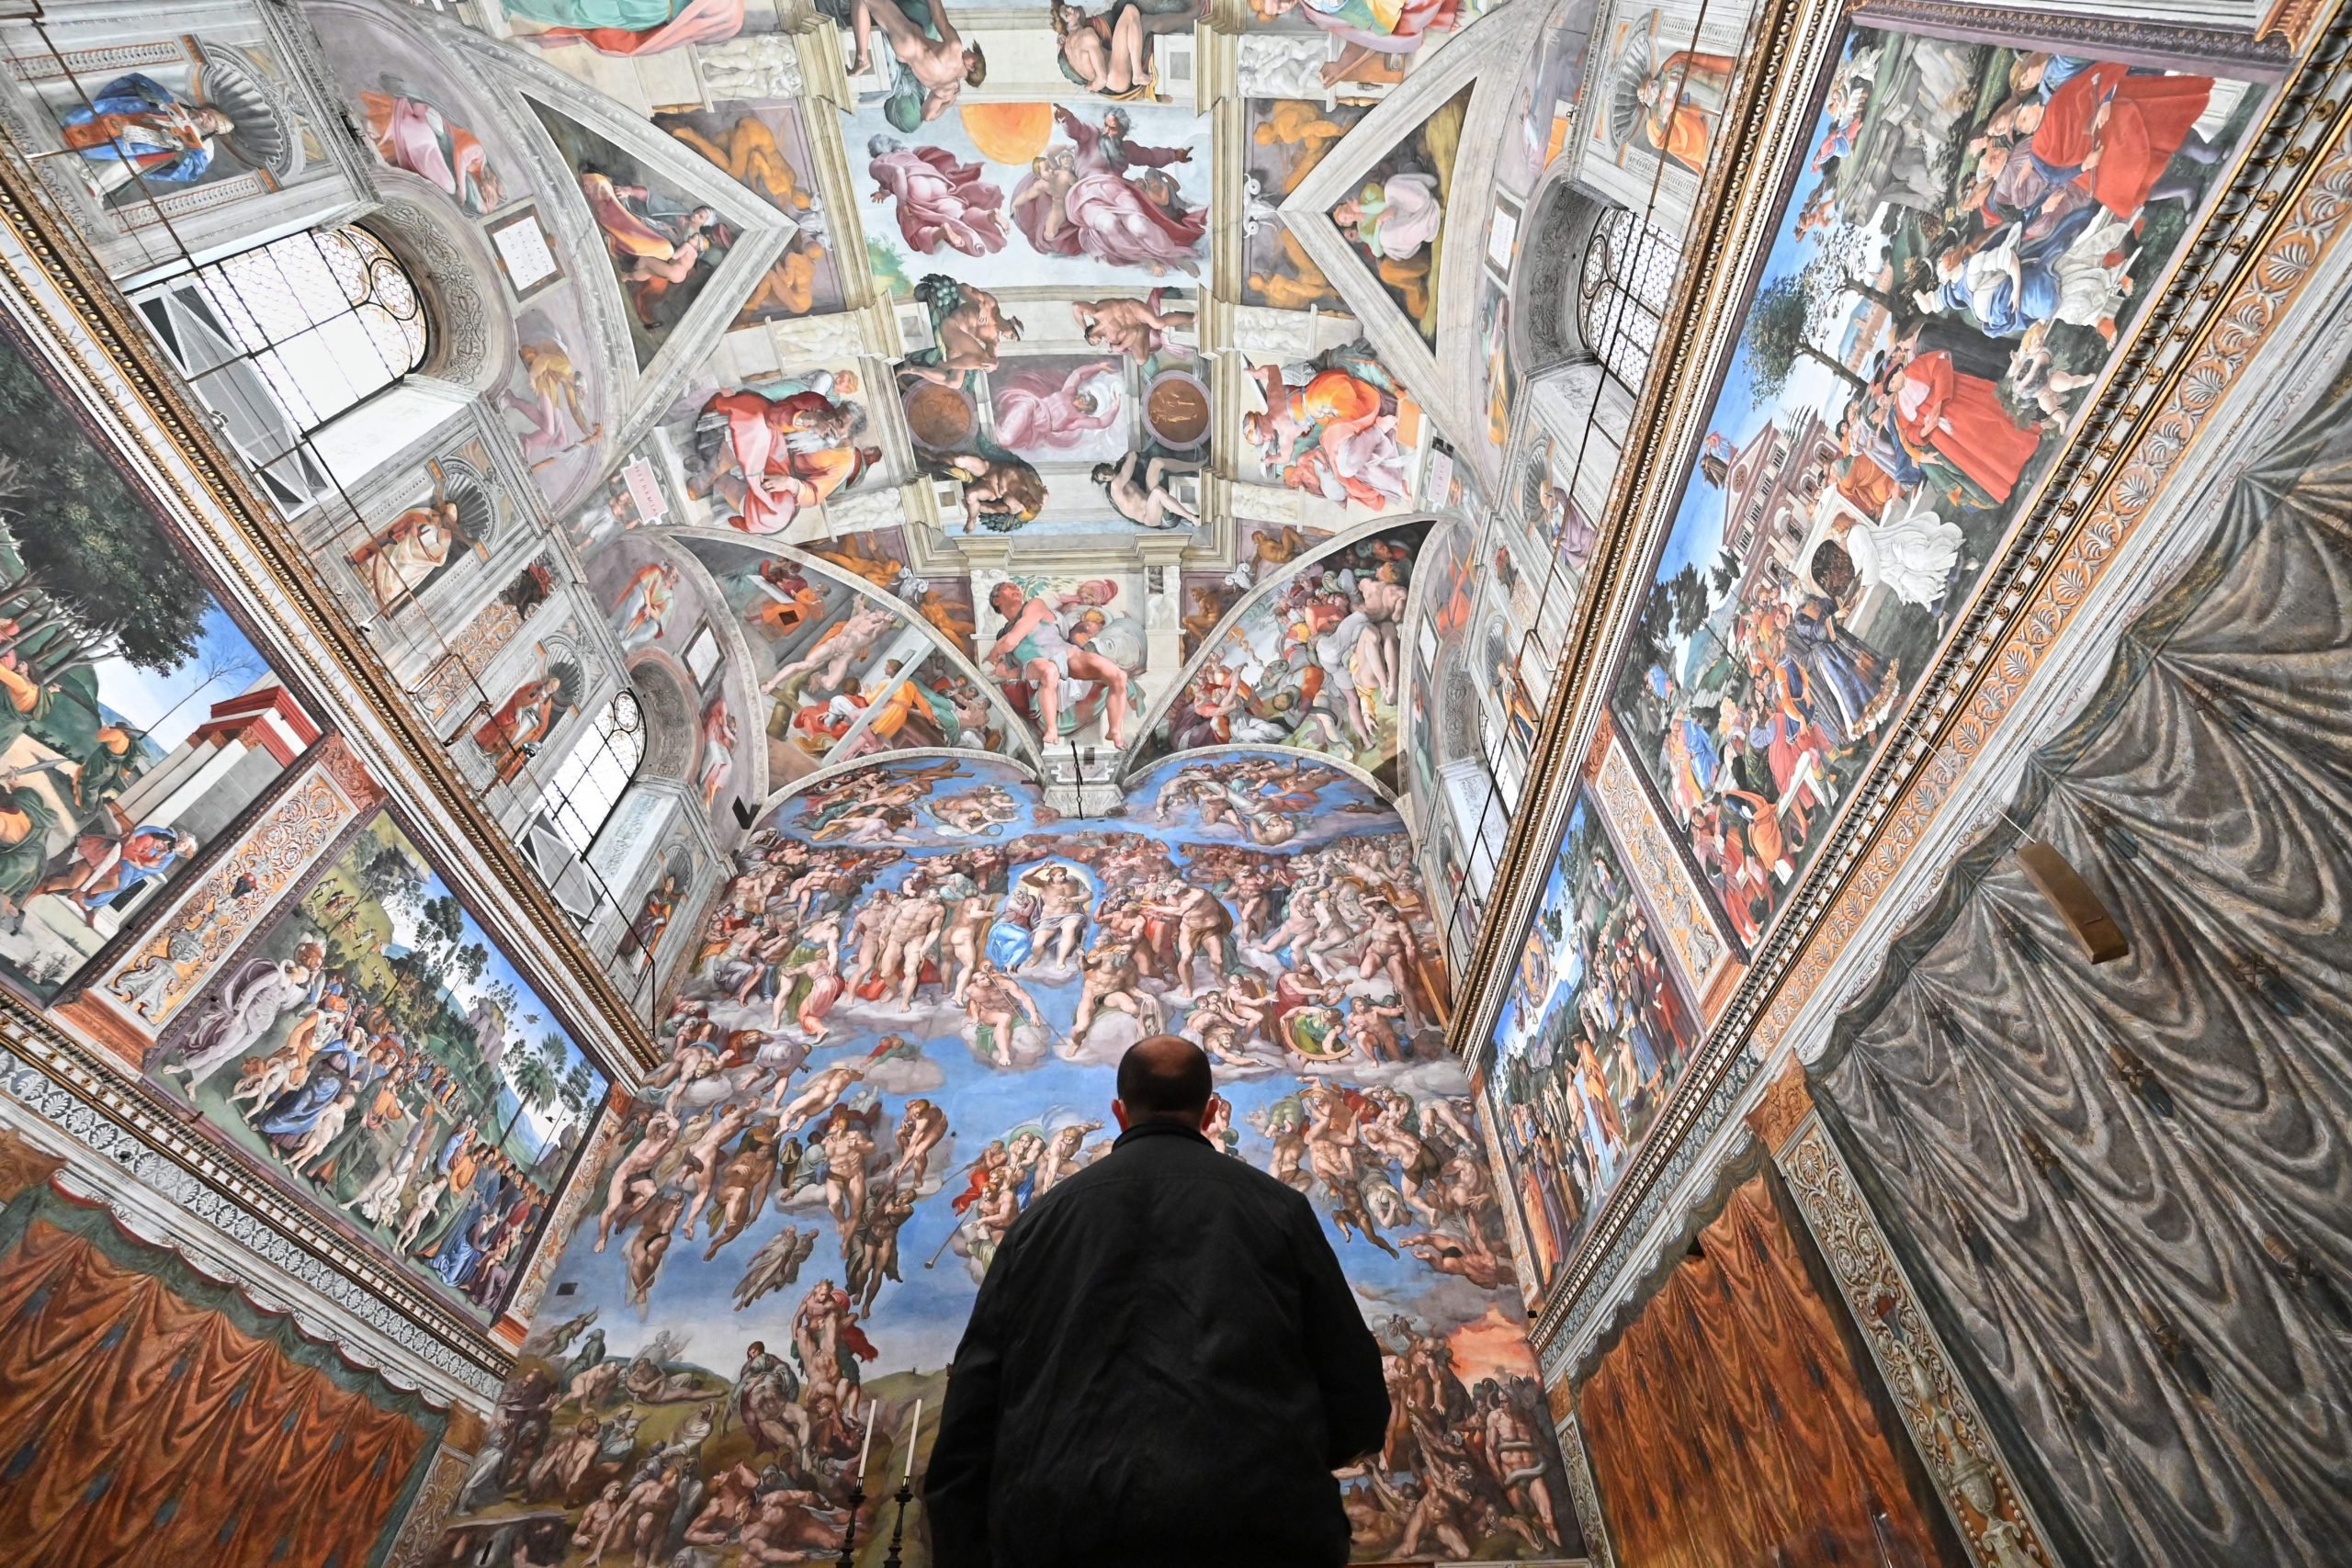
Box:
[438, 750, 1575, 1564]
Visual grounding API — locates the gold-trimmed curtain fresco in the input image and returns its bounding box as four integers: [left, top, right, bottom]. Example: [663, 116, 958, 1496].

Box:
[1815, 350, 2352, 1568]
[1577, 1167, 1962, 1568]
[0, 1181, 447, 1568]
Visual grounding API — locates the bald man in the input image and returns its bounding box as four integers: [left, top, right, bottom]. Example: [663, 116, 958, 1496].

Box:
[926, 1036, 1387, 1568]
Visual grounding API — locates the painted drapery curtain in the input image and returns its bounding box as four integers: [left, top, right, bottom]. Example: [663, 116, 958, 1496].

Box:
[1577, 1169, 1960, 1568]
[0, 1186, 446, 1568]
[1815, 355, 2352, 1568]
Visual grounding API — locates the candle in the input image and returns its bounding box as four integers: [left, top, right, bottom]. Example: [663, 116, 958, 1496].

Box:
[858, 1403, 876, 1482]
[903, 1399, 923, 1483]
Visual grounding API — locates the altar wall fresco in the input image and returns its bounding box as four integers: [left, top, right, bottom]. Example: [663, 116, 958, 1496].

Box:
[435, 749, 1583, 1564]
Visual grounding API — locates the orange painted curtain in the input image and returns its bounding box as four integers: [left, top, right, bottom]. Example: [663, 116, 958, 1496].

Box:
[0, 1198, 436, 1568]
[1577, 1172, 1960, 1568]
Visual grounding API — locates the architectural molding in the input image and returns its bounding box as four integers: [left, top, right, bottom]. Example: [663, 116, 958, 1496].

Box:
[1776, 1115, 2060, 1568]
[1553, 1404, 1617, 1568]
[384, 1442, 476, 1568]
[0, 131, 660, 1076]
[1455, 6, 2352, 1352]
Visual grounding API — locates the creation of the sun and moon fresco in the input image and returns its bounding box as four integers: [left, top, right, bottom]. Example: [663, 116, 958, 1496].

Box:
[0, 0, 2342, 1563]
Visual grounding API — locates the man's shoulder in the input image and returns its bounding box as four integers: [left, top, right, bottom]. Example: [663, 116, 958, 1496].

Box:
[1053, 1131, 1310, 1213]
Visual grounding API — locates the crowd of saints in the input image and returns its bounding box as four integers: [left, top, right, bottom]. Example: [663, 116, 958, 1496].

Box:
[437, 753, 1571, 1563]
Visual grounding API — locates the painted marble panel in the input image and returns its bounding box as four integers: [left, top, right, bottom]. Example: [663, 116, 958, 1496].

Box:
[435, 750, 1574, 1562]
[0, 316, 317, 1007]
[1604, 24, 2260, 955]
[98, 751, 367, 1033]
[146, 812, 609, 1323]
[1487, 789, 1702, 1292]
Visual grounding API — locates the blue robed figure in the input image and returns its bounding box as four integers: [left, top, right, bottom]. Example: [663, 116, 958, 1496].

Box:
[57, 73, 233, 191]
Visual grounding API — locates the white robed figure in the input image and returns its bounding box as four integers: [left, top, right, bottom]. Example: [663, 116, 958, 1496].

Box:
[1835, 489, 1965, 609]
[167, 942, 327, 1086]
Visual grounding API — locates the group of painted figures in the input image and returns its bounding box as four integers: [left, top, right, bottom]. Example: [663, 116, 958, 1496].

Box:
[437, 754, 1570, 1562]
[1496, 824, 1702, 1286]
[1167, 531, 1414, 765]
[1632, 39, 2239, 949]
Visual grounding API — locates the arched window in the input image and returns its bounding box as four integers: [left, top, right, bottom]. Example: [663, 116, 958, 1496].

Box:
[1577, 208, 1679, 393]
[543, 692, 645, 856]
[140, 225, 428, 508]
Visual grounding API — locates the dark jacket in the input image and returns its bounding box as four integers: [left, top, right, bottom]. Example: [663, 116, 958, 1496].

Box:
[923, 1118, 1390, 1568]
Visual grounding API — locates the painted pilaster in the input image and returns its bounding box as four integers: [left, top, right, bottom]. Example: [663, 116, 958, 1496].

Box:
[1749, 1066, 2062, 1568]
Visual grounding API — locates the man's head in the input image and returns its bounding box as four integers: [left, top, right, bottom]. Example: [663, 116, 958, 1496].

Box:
[1114, 1035, 1213, 1131]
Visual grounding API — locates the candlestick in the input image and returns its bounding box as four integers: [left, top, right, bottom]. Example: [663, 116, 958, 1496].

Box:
[833, 1481, 866, 1568]
[858, 1403, 876, 1481]
[902, 1399, 922, 1483]
[881, 1479, 916, 1568]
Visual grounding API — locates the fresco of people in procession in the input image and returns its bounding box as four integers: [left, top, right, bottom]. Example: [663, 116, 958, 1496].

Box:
[1606, 26, 2257, 953]
[146, 813, 608, 1320]
[1487, 791, 1702, 1293]
[433, 751, 1581, 1564]
[0, 325, 317, 1004]
[1159, 525, 1420, 781]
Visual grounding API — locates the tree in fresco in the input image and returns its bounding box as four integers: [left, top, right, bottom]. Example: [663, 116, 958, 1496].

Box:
[1741, 273, 1870, 405]
[0, 345, 221, 765]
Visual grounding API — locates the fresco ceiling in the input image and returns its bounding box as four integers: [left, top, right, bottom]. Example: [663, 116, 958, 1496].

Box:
[304, 0, 1546, 821]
